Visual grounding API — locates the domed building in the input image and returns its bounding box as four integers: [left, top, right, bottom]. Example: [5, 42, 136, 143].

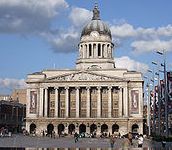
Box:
[26, 5, 143, 136]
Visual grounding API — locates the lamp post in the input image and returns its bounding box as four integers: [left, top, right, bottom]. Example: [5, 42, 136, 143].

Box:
[144, 76, 151, 136]
[156, 50, 168, 138]
[147, 69, 155, 134]
[155, 71, 161, 136]
[152, 61, 159, 134]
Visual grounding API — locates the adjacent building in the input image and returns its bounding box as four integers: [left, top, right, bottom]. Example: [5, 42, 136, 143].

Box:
[26, 5, 144, 136]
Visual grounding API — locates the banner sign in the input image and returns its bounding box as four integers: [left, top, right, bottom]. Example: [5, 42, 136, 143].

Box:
[131, 90, 139, 114]
[30, 91, 37, 114]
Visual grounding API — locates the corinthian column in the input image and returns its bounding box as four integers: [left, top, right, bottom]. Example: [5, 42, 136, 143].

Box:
[39, 87, 44, 117]
[65, 86, 69, 118]
[44, 87, 48, 117]
[86, 86, 90, 118]
[76, 87, 80, 118]
[108, 86, 112, 118]
[55, 87, 59, 117]
[26, 88, 31, 117]
[123, 86, 128, 117]
[118, 87, 123, 117]
[97, 87, 101, 118]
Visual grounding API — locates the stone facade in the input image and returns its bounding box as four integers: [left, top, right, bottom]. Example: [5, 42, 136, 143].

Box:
[26, 5, 143, 136]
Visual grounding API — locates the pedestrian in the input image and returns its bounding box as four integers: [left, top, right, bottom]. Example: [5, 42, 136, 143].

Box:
[42, 130, 45, 137]
[138, 134, 143, 147]
[110, 135, 115, 148]
[74, 132, 79, 143]
[122, 137, 130, 149]
[161, 137, 166, 148]
[128, 132, 133, 145]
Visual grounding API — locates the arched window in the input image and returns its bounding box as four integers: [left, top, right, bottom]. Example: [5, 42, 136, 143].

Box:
[102, 44, 105, 57]
[98, 43, 101, 56]
[89, 44, 92, 57]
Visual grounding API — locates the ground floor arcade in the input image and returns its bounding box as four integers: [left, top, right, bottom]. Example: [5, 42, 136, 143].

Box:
[26, 118, 143, 136]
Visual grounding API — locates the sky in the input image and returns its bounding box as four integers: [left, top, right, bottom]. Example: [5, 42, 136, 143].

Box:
[0, 0, 172, 94]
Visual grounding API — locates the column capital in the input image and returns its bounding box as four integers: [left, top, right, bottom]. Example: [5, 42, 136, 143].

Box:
[108, 86, 112, 90]
[86, 86, 90, 90]
[65, 86, 69, 90]
[97, 86, 101, 90]
[54, 86, 59, 90]
[75, 87, 80, 90]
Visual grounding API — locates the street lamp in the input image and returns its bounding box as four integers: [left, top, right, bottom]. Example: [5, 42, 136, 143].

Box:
[147, 68, 155, 134]
[156, 50, 168, 138]
[151, 61, 158, 134]
[144, 76, 151, 136]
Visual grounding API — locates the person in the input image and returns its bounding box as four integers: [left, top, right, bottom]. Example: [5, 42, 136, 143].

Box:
[110, 135, 115, 148]
[122, 137, 130, 149]
[138, 134, 143, 147]
[128, 132, 133, 145]
[161, 137, 166, 148]
[74, 132, 79, 143]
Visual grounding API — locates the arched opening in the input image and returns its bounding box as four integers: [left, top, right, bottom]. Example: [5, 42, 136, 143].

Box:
[102, 44, 105, 57]
[90, 123, 97, 137]
[58, 124, 65, 135]
[89, 44, 92, 57]
[98, 43, 101, 56]
[47, 124, 54, 135]
[101, 124, 108, 138]
[90, 124, 97, 134]
[112, 124, 119, 134]
[68, 124, 75, 135]
[132, 124, 139, 133]
[79, 124, 86, 134]
[29, 123, 36, 134]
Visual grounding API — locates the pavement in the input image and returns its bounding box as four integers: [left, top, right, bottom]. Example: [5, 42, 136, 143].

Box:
[0, 134, 172, 149]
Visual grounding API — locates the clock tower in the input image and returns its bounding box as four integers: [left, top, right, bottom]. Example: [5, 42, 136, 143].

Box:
[76, 4, 115, 70]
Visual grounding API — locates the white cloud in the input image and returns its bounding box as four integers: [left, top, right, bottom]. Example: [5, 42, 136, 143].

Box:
[0, 78, 27, 90]
[111, 23, 137, 38]
[0, 0, 68, 33]
[69, 7, 92, 27]
[111, 23, 172, 40]
[115, 56, 149, 74]
[42, 27, 80, 53]
[131, 40, 172, 54]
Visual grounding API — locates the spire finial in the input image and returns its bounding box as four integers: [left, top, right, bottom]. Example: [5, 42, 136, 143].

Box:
[92, 2, 100, 20]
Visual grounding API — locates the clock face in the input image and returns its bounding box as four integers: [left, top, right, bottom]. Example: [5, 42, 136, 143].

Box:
[90, 31, 99, 37]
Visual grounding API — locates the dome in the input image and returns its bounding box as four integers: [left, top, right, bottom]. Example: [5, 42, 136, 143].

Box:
[81, 4, 112, 38]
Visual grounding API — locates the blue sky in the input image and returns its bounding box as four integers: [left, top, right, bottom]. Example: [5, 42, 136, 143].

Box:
[0, 0, 172, 94]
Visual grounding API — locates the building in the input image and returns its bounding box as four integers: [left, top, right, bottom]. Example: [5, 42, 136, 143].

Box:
[11, 89, 27, 104]
[0, 94, 11, 101]
[0, 100, 26, 132]
[26, 5, 144, 136]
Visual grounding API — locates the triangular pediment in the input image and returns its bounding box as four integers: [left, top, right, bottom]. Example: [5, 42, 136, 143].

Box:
[46, 71, 126, 82]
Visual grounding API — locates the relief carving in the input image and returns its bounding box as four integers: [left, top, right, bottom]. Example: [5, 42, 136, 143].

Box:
[48, 72, 118, 81]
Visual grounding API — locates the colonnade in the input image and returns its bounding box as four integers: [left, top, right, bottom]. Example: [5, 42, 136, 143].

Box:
[79, 42, 113, 59]
[27, 86, 129, 119]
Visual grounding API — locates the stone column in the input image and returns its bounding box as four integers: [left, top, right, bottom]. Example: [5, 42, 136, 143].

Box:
[118, 87, 123, 117]
[65, 86, 69, 118]
[97, 87, 101, 118]
[123, 86, 128, 117]
[108, 86, 112, 118]
[39, 87, 44, 117]
[55, 87, 59, 117]
[86, 86, 90, 118]
[76, 87, 80, 118]
[26, 88, 31, 117]
[44, 88, 48, 117]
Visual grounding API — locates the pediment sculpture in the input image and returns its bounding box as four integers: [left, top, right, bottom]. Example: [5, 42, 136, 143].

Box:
[47, 72, 123, 82]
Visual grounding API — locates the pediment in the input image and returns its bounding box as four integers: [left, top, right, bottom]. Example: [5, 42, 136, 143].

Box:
[46, 71, 126, 82]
